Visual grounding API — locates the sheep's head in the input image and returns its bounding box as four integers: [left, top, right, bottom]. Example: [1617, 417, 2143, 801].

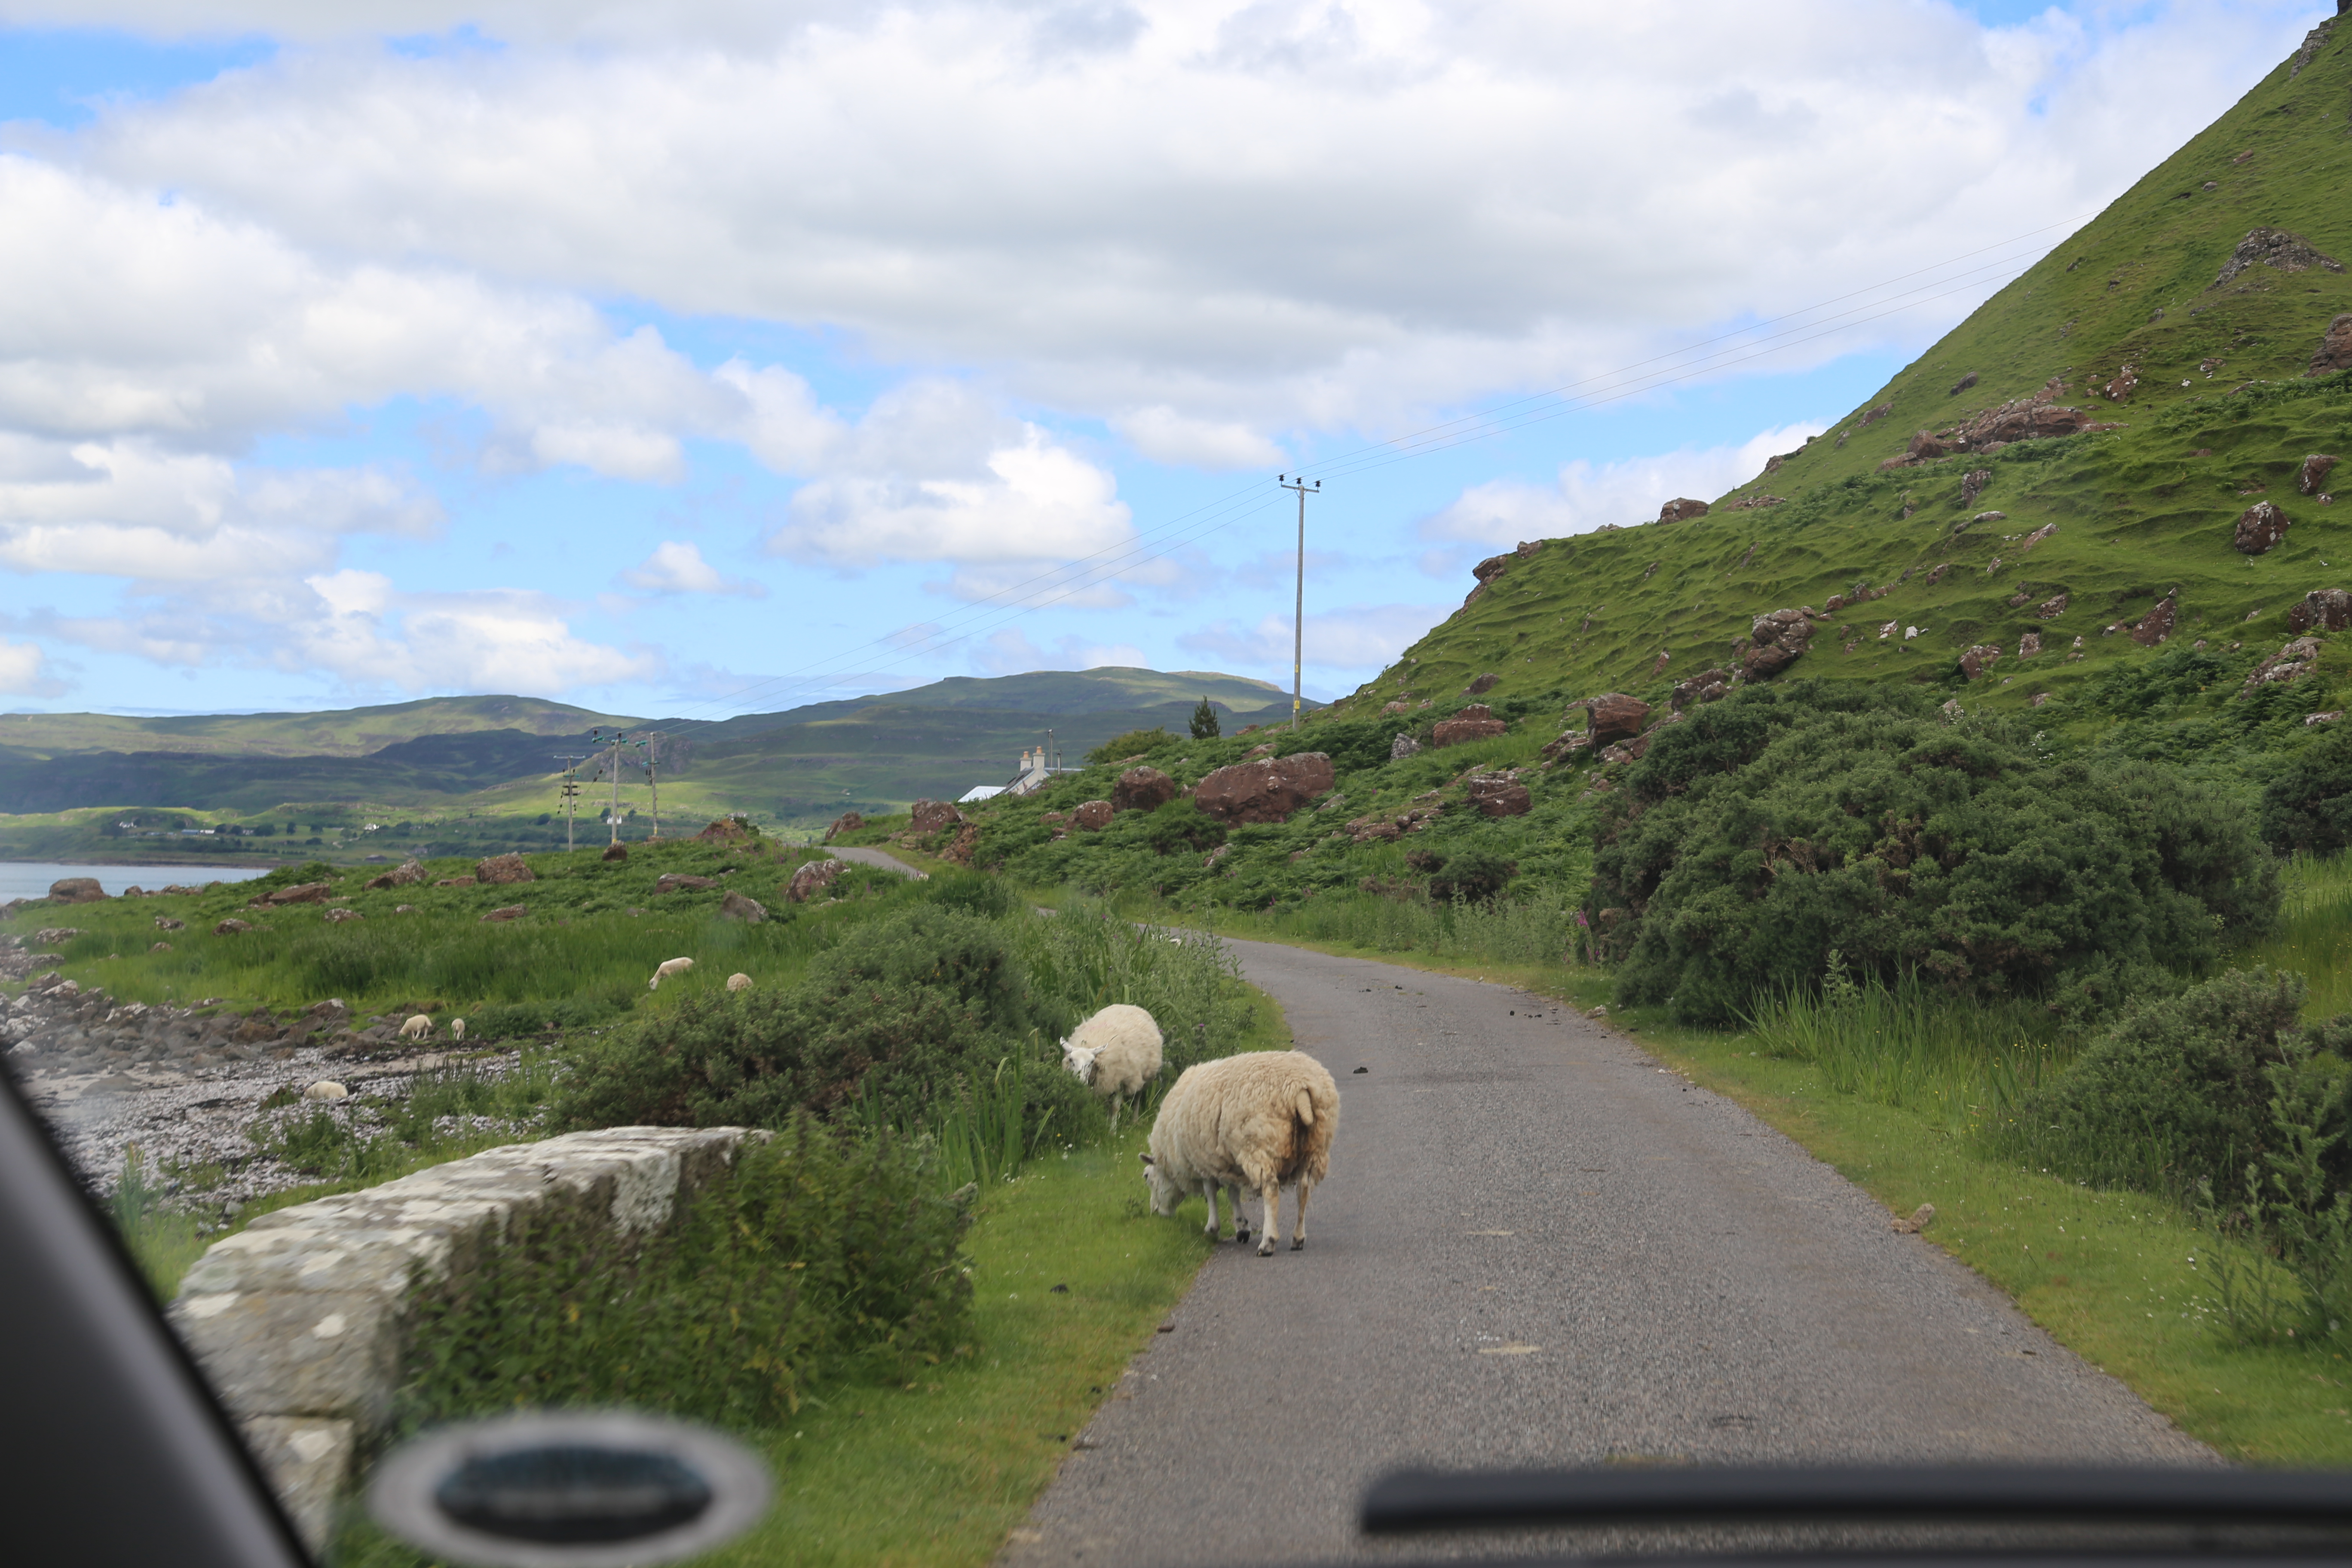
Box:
[1141, 1152, 1182, 1216]
[1060, 1038, 1099, 1086]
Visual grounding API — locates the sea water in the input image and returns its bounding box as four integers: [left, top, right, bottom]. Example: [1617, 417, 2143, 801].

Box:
[0, 861, 273, 902]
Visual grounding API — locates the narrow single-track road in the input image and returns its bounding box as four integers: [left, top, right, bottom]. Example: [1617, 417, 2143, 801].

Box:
[1004, 938, 2211, 1566]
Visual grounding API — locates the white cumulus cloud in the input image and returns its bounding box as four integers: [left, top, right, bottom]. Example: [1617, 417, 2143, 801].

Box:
[619, 540, 766, 597]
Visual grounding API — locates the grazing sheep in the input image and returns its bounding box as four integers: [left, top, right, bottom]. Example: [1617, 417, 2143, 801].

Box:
[1059, 1003, 1164, 1133]
[302, 1081, 349, 1101]
[726, 972, 752, 992]
[398, 1014, 432, 1042]
[1143, 1050, 1339, 1256]
[649, 956, 695, 990]
[449, 1018, 466, 1043]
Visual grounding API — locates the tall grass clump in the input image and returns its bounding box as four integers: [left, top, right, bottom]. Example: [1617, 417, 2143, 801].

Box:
[2241, 850, 2352, 1019]
[1743, 958, 2070, 1136]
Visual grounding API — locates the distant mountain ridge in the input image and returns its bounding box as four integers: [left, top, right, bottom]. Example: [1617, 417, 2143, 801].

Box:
[0, 667, 1316, 826]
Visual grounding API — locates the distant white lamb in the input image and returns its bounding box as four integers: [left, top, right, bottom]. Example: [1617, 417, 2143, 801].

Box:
[649, 956, 695, 990]
[1059, 1003, 1164, 1132]
[726, 972, 752, 993]
[449, 1018, 466, 1043]
[398, 1014, 432, 1041]
[1143, 1050, 1339, 1256]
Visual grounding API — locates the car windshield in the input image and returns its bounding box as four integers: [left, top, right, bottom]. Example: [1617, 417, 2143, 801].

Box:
[7, 6, 2352, 1566]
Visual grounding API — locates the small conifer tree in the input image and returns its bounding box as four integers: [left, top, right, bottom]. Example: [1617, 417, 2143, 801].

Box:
[1189, 696, 1220, 740]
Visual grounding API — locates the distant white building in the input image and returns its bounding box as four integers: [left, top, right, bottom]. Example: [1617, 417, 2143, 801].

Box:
[957, 785, 1005, 804]
[975, 743, 1077, 800]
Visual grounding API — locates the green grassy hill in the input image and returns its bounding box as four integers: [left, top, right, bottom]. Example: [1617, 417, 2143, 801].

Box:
[1333, 14, 2352, 739]
[980, 19, 2352, 915]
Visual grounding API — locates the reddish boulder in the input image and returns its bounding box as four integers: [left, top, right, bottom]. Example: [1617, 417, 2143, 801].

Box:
[257, 882, 333, 906]
[1960, 468, 1993, 506]
[1743, 609, 1815, 678]
[784, 858, 846, 903]
[720, 891, 767, 923]
[1960, 644, 2003, 680]
[363, 859, 425, 891]
[46, 877, 105, 903]
[1464, 671, 1501, 695]
[1192, 752, 1337, 824]
[2018, 522, 2058, 553]
[1586, 693, 1651, 743]
[2018, 632, 2043, 658]
[2035, 593, 2070, 620]
[2312, 315, 2352, 377]
[1465, 774, 1532, 818]
[823, 811, 864, 843]
[603, 843, 628, 861]
[1657, 498, 1709, 522]
[909, 799, 963, 835]
[655, 873, 716, 893]
[2220, 227, 2345, 288]
[1071, 800, 1114, 832]
[694, 816, 757, 842]
[938, 824, 981, 865]
[1431, 704, 1508, 746]
[324, 908, 363, 923]
[2234, 500, 2292, 554]
[1907, 430, 1948, 462]
[1111, 767, 1179, 813]
[2301, 454, 2340, 495]
[2131, 592, 2179, 647]
[1669, 668, 1732, 711]
[213, 918, 252, 936]
[1540, 732, 1593, 764]
[2289, 588, 2352, 634]
[480, 905, 527, 923]
[475, 853, 535, 885]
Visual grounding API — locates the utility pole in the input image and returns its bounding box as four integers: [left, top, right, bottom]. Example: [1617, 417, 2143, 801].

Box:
[552, 755, 584, 853]
[589, 728, 625, 846]
[1278, 474, 1320, 732]
[636, 730, 665, 840]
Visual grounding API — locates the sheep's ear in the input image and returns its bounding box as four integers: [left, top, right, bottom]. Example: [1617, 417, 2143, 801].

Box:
[1139, 1153, 1155, 1165]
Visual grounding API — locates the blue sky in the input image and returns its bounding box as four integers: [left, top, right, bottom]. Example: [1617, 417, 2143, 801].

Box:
[0, 0, 2330, 720]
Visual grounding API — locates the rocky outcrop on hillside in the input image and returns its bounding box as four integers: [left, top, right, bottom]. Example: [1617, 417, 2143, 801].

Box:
[2129, 591, 2179, 647]
[1465, 772, 1531, 818]
[1193, 752, 1336, 824]
[2245, 635, 2325, 695]
[1743, 609, 1816, 677]
[1960, 644, 2003, 680]
[2234, 500, 2292, 554]
[362, 859, 424, 890]
[1586, 693, 1651, 742]
[1720, 495, 1785, 511]
[824, 811, 863, 843]
[2289, 588, 2352, 634]
[252, 882, 332, 907]
[475, 853, 533, 885]
[1670, 668, 1733, 710]
[2310, 315, 2352, 377]
[2215, 227, 2344, 289]
[1877, 378, 2113, 469]
[1431, 704, 1507, 747]
[1071, 800, 1114, 831]
[1464, 671, 1500, 695]
[2300, 454, 2339, 495]
[909, 799, 964, 835]
[1462, 539, 1544, 607]
[1111, 767, 1178, 812]
[1657, 498, 1708, 522]
[785, 858, 846, 903]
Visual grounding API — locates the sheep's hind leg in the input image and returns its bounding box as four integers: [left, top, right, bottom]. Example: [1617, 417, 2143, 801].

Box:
[1256, 1178, 1280, 1257]
[1199, 1179, 1221, 1240]
[1229, 1183, 1250, 1245]
[1292, 1179, 1312, 1250]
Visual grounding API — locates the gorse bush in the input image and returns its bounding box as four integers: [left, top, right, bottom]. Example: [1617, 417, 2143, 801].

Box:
[395, 1117, 973, 1434]
[1591, 684, 2279, 1024]
[2014, 968, 2352, 1198]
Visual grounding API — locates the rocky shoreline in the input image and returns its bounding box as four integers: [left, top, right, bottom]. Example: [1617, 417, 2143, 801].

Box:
[0, 932, 532, 1213]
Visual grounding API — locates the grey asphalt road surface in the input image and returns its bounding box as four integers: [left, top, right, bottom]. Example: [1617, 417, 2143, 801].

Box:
[1003, 937, 2211, 1567]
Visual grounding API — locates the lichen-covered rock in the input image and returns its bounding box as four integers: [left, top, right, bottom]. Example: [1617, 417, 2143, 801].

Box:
[2245, 636, 2324, 696]
[2018, 632, 2043, 658]
[257, 882, 333, 906]
[323, 909, 363, 924]
[601, 843, 628, 861]
[1960, 468, 1993, 506]
[1388, 733, 1421, 760]
[1743, 609, 1815, 677]
[479, 905, 527, 923]
[694, 815, 757, 842]
[2289, 588, 2352, 634]
[1466, 774, 1532, 818]
[1192, 752, 1337, 824]
[784, 858, 846, 903]
[655, 873, 716, 894]
[2036, 593, 2070, 619]
[1960, 644, 2003, 680]
[938, 824, 981, 865]
[1431, 703, 1508, 747]
[2234, 499, 2292, 554]
[435, 876, 475, 888]
[822, 811, 863, 843]
[1669, 668, 1731, 711]
[1111, 767, 1179, 813]
[2312, 314, 2352, 377]
[1464, 671, 1501, 695]
[1540, 731, 1594, 764]
[474, 853, 534, 886]
[719, 891, 767, 923]
[154, 916, 184, 931]
[2131, 592, 2179, 646]
[2300, 454, 2340, 496]
[213, 918, 252, 936]
[909, 799, 963, 835]
[1657, 498, 1709, 522]
[1586, 693, 1651, 743]
[361, 860, 424, 891]
[1071, 800, 1115, 831]
[46, 877, 104, 903]
[2217, 227, 2346, 288]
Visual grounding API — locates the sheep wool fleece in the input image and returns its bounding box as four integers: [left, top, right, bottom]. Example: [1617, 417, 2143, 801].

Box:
[1145, 1050, 1339, 1255]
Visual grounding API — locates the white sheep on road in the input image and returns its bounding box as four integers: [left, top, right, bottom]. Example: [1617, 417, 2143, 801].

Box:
[649, 956, 695, 991]
[1143, 1050, 1339, 1256]
[398, 1014, 432, 1042]
[1060, 1003, 1163, 1133]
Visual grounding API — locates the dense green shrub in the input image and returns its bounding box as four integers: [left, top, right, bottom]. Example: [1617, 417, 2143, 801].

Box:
[395, 1117, 973, 1434]
[1592, 684, 2280, 1024]
[2260, 724, 2352, 855]
[1144, 798, 1226, 855]
[554, 905, 1063, 1131]
[1428, 848, 1516, 904]
[2015, 969, 2352, 1197]
[1086, 727, 1177, 765]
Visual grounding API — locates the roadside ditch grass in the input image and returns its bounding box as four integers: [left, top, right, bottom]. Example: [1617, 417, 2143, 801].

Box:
[1132, 884, 2352, 1464]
